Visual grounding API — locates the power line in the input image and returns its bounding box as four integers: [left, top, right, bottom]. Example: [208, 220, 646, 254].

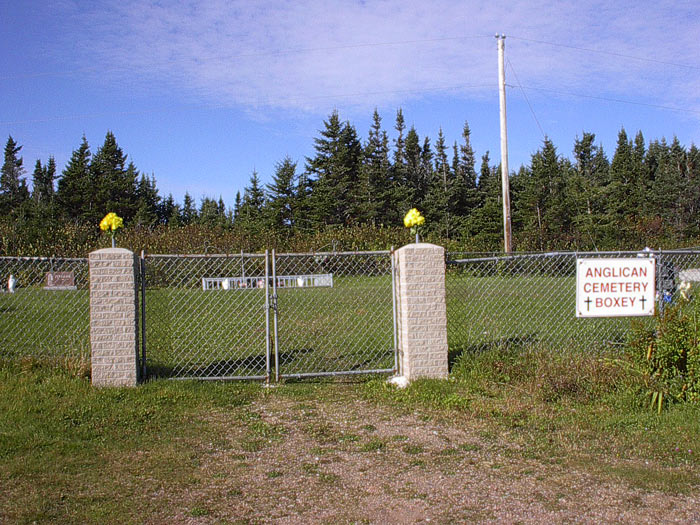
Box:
[508, 35, 700, 71]
[506, 58, 545, 139]
[505, 83, 700, 115]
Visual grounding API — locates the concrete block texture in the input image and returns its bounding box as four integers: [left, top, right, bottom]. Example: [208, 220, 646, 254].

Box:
[89, 248, 139, 386]
[393, 243, 448, 381]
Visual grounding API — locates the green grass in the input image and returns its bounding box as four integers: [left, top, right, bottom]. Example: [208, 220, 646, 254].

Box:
[0, 360, 260, 524]
[363, 343, 700, 478]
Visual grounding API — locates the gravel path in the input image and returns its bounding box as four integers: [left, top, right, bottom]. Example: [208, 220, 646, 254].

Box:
[159, 389, 700, 524]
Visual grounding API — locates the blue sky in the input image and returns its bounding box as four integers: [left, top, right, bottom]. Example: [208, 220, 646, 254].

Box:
[2, 0, 699, 208]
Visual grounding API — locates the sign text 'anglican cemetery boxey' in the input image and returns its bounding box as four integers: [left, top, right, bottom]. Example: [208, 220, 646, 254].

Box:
[576, 258, 656, 318]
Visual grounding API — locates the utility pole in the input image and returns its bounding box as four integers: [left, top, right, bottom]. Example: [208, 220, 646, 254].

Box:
[496, 34, 513, 253]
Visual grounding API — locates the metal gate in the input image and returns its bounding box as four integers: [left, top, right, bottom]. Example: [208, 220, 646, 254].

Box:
[141, 250, 396, 380]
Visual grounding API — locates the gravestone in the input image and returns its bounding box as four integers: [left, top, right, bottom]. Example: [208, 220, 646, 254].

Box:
[45, 271, 77, 290]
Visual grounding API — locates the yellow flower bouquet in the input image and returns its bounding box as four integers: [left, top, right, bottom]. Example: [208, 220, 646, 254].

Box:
[100, 212, 124, 248]
[403, 208, 425, 243]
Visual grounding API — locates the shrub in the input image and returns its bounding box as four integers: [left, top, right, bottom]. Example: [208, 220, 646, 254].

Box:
[627, 297, 700, 410]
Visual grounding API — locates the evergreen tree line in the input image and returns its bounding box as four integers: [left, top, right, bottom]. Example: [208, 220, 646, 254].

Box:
[2, 110, 699, 252]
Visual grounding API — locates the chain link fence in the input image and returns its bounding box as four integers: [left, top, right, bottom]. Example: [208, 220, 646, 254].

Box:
[273, 251, 395, 378]
[14, 247, 693, 378]
[0, 257, 89, 359]
[144, 253, 270, 379]
[446, 250, 700, 355]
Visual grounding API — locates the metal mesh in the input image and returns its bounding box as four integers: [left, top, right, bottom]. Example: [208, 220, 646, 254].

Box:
[0, 257, 89, 359]
[273, 251, 395, 378]
[446, 250, 700, 355]
[144, 253, 269, 379]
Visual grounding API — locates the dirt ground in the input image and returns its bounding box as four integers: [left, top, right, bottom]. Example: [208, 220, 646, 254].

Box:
[153, 387, 700, 524]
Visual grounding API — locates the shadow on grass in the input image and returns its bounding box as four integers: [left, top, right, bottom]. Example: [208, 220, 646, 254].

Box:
[147, 345, 396, 381]
[447, 334, 538, 372]
[147, 347, 321, 379]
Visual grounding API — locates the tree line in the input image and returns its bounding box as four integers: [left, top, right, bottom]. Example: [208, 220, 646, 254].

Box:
[2, 109, 699, 253]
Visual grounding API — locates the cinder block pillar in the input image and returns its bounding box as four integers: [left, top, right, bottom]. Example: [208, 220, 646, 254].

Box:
[89, 248, 139, 386]
[393, 243, 449, 381]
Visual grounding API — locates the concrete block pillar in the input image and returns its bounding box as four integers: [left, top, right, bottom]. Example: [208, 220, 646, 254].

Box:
[393, 243, 449, 381]
[89, 248, 139, 386]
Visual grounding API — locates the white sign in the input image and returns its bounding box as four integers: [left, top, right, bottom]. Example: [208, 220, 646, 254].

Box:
[576, 258, 656, 318]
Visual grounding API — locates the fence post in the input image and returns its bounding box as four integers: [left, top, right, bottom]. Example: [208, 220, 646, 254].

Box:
[89, 248, 140, 387]
[393, 243, 449, 381]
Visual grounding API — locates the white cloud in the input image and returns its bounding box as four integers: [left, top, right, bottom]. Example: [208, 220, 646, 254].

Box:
[69, 0, 700, 117]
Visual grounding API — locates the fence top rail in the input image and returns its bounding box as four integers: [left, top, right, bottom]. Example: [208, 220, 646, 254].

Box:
[0, 256, 88, 262]
[274, 250, 392, 257]
[145, 252, 267, 259]
[447, 249, 700, 264]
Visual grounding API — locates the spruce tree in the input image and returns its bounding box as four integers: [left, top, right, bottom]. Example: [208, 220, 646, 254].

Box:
[650, 137, 687, 235]
[237, 170, 267, 231]
[293, 171, 312, 232]
[0, 135, 29, 217]
[90, 132, 138, 222]
[134, 173, 160, 227]
[181, 192, 197, 225]
[233, 191, 242, 221]
[425, 128, 451, 238]
[404, 127, 424, 208]
[198, 197, 222, 228]
[519, 138, 571, 249]
[158, 193, 179, 226]
[266, 156, 297, 230]
[571, 133, 610, 248]
[391, 109, 411, 216]
[450, 122, 480, 231]
[361, 110, 391, 224]
[306, 111, 362, 225]
[467, 152, 503, 249]
[57, 136, 92, 223]
[685, 144, 700, 237]
[607, 128, 636, 236]
[31, 160, 44, 203]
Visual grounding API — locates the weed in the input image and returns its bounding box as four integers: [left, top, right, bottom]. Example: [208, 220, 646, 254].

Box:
[302, 462, 319, 475]
[359, 438, 385, 452]
[189, 506, 209, 517]
[402, 444, 424, 455]
[303, 421, 338, 443]
[319, 472, 340, 484]
[248, 419, 286, 440]
[241, 439, 267, 452]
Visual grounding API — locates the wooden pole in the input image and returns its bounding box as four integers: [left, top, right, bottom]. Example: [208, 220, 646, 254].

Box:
[497, 34, 513, 253]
